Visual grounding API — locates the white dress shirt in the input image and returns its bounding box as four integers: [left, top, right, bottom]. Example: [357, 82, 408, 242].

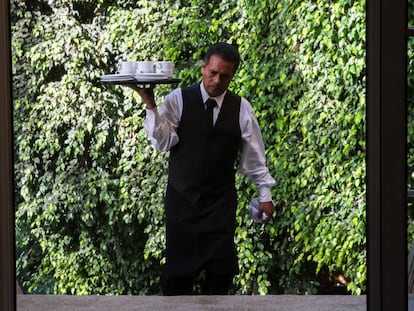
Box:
[144, 81, 275, 202]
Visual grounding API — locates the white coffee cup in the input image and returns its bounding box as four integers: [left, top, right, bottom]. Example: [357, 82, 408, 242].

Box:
[116, 61, 138, 75]
[136, 61, 154, 74]
[155, 61, 174, 78]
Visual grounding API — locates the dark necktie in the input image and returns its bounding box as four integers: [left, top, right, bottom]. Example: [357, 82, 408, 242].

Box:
[206, 98, 217, 130]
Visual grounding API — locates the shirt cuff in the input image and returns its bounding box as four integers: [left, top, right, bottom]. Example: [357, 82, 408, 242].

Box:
[258, 186, 273, 202]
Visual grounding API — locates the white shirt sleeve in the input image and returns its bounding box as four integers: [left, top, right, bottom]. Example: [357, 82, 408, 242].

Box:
[238, 98, 276, 202]
[143, 88, 183, 151]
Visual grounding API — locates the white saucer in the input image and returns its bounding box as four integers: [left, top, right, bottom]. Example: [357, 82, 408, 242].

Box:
[135, 73, 168, 81]
[101, 74, 135, 81]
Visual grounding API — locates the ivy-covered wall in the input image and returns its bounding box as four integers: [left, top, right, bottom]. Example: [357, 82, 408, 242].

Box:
[12, 0, 366, 295]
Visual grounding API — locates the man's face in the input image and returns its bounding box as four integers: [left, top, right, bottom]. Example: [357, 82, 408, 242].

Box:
[201, 54, 235, 97]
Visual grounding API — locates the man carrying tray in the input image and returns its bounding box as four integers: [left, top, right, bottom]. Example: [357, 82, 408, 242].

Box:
[130, 42, 275, 295]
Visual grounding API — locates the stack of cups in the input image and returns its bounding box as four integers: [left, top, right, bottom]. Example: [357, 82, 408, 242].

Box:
[116, 61, 138, 75]
[154, 61, 174, 78]
[135, 61, 154, 74]
[116, 60, 174, 78]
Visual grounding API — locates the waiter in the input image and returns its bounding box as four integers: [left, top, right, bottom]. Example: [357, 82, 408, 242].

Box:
[132, 42, 275, 295]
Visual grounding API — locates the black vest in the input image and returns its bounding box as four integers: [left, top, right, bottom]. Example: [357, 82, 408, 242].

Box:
[168, 84, 242, 203]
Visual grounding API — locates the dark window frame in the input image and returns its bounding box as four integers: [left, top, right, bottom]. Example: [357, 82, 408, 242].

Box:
[0, 0, 15, 310]
[366, 0, 408, 310]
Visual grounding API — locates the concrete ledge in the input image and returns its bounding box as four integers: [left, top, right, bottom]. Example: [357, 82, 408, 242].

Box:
[17, 294, 367, 311]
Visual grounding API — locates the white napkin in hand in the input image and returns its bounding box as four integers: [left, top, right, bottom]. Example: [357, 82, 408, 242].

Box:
[248, 198, 269, 223]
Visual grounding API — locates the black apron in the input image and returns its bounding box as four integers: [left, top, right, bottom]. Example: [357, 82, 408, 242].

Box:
[163, 84, 242, 277]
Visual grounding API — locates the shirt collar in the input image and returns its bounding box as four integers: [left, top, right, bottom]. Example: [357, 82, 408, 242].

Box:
[200, 81, 226, 108]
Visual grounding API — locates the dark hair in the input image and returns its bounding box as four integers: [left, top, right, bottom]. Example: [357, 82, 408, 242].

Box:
[204, 42, 241, 73]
